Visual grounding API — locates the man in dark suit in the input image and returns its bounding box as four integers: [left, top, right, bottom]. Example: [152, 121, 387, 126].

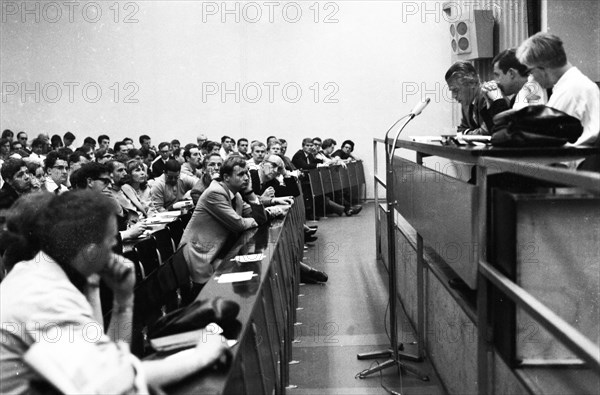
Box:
[179, 156, 268, 289]
[292, 138, 324, 170]
[445, 61, 509, 135]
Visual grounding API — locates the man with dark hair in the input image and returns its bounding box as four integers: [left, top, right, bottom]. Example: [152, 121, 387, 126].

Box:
[219, 135, 235, 159]
[445, 60, 509, 135]
[63, 131, 76, 148]
[83, 137, 97, 151]
[43, 151, 70, 194]
[97, 134, 110, 149]
[332, 139, 358, 161]
[70, 162, 111, 191]
[68, 150, 90, 174]
[292, 137, 326, 170]
[237, 138, 251, 160]
[181, 144, 203, 178]
[139, 134, 153, 154]
[0, 190, 229, 394]
[113, 141, 129, 155]
[482, 48, 547, 110]
[179, 156, 268, 289]
[248, 141, 266, 170]
[150, 159, 200, 212]
[149, 142, 172, 179]
[170, 139, 181, 151]
[29, 138, 46, 165]
[0, 158, 32, 209]
[207, 141, 221, 155]
[517, 32, 599, 146]
[16, 132, 29, 153]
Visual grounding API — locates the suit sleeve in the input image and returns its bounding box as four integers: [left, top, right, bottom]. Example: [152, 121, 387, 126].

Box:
[204, 189, 257, 232]
[150, 182, 167, 212]
[292, 151, 317, 170]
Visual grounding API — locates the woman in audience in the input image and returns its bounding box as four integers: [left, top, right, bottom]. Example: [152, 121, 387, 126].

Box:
[123, 159, 155, 217]
[332, 139, 358, 161]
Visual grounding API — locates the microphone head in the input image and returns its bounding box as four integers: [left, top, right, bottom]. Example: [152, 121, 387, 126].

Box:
[410, 98, 431, 116]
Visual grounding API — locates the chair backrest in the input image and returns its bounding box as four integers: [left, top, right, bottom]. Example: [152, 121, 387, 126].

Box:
[166, 219, 184, 247]
[153, 228, 175, 264]
[308, 168, 323, 197]
[320, 167, 334, 195]
[122, 250, 145, 283]
[133, 237, 160, 276]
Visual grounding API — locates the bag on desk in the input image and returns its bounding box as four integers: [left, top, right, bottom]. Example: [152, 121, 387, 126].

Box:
[491, 105, 583, 147]
[147, 297, 240, 339]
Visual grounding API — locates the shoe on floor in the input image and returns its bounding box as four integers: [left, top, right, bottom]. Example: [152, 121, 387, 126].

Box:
[350, 205, 362, 215]
[305, 235, 318, 243]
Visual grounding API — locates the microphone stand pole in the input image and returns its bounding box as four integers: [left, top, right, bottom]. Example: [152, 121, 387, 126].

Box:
[356, 113, 429, 382]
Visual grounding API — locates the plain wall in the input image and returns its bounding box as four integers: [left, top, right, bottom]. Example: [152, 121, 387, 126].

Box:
[1, 1, 456, 198]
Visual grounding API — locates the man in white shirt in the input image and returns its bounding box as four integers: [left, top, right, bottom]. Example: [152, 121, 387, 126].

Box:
[517, 32, 599, 146]
[248, 141, 266, 171]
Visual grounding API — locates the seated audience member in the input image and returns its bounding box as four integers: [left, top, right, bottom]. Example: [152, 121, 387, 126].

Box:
[266, 136, 278, 146]
[0, 159, 32, 209]
[77, 144, 96, 162]
[16, 132, 30, 153]
[1, 129, 14, 141]
[0, 190, 229, 394]
[26, 161, 45, 192]
[123, 159, 155, 217]
[268, 139, 283, 155]
[98, 134, 110, 149]
[139, 134, 154, 155]
[83, 136, 97, 151]
[292, 137, 326, 169]
[312, 137, 322, 155]
[237, 138, 252, 160]
[50, 134, 64, 150]
[0, 192, 53, 274]
[278, 138, 298, 173]
[332, 140, 359, 161]
[0, 138, 10, 163]
[113, 140, 129, 155]
[127, 148, 143, 161]
[68, 150, 90, 174]
[190, 153, 223, 204]
[28, 138, 46, 165]
[445, 60, 509, 135]
[43, 151, 69, 194]
[179, 157, 268, 291]
[96, 147, 114, 164]
[181, 144, 203, 179]
[197, 133, 208, 147]
[150, 159, 200, 212]
[220, 136, 236, 159]
[173, 148, 185, 165]
[249, 154, 295, 209]
[207, 141, 222, 155]
[122, 137, 135, 151]
[150, 142, 172, 179]
[517, 32, 599, 146]
[482, 48, 547, 110]
[63, 131, 76, 148]
[318, 138, 346, 167]
[248, 141, 267, 170]
[106, 160, 146, 225]
[170, 139, 181, 151]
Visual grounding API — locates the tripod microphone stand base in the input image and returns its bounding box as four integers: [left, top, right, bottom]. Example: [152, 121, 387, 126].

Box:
[357, 347, 422, 362]
[357, 358, 430, 381]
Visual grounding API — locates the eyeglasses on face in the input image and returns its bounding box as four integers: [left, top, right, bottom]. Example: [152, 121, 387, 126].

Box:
[93, 177, 112, 185]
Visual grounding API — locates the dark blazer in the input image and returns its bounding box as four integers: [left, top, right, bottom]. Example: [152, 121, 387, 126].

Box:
[0, 183, 19, 210]
[179, 180, 267, 284]
[458, 90, 509, 135]
[291, 150, 322, 170]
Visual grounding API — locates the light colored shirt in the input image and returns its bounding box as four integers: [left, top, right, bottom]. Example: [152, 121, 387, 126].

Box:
[43, 178, 69, 195]
[547, 67, 600, 146]
[512, 75, 548, 110]
[150, 173, 201, 212]
[0, 253, 140, 394]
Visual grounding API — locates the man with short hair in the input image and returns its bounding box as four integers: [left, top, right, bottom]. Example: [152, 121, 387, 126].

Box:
[237, 138, 251, 160]
[517, 32, 599, 146]
[248, 141, 267, 170]
[68, 151, 90, 174]
[179, 156, 268, 289]
[197, 133, 208, 147]
[181, 145, 203, 179]
[28, 138, 46, 165]
[95, 148, 114, 164]
[63, 131, 75, 148]
[43, 151, 70, 194]
[150, 142, 172, 179]
[97, 134, 110, 149]
[482, 48, 547, 110]
[0, 190, 228, 394]
[16, 132, 29, 153]
[0, 158, 32, 209]
[292, 137, 326, 169]
[219, 135, 235, 159]
[83, 137, 97, 151]
[445, 61, 509, 135]
[171, 139, 181, 151]
[139, 134, 153, 154]
[150, 159, 200, 212]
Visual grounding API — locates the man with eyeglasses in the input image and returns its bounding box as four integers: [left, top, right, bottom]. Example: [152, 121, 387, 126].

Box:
[16, 132, 29, 154]
[43, 151, 69, 195]
[0, 158, 32, 209]
[517, 33, 599, 146]
[150, 159, 201, 212]
[445, 61, 509, 135]
[149, 142, 172, 179]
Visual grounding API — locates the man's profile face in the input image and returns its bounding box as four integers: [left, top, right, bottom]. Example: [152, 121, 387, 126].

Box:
[119, 144, 129, 154]
[83, 215, 118, 276]
[141, 139, 151, 150]
[342, 144, 352, 154]
[324, 145, 335, 155]
[223, 139, 234, 150]
[280, 142, 288, 155]
[238, 141, 249, 154]
[448, 79, 477, 107]
[49, 159, 69, 184]
[525, 65, 550, 89]
[89, 172, 111, 192]
[165, 170, 180, 186]
[493, 63, 516, 96]
[9, 166, 32, 193]
[225, 165, 249, 192]
[252, 146, 266, 163]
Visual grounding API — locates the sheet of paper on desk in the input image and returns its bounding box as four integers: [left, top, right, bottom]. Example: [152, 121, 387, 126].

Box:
[150, 323, 237, 352]
[410, 136, 444, 142]
[232, 253, 266, 263]
[217, 271, 255, 283]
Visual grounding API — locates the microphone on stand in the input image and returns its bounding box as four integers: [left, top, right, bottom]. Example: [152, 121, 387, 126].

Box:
[409, 97, 431, 117]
